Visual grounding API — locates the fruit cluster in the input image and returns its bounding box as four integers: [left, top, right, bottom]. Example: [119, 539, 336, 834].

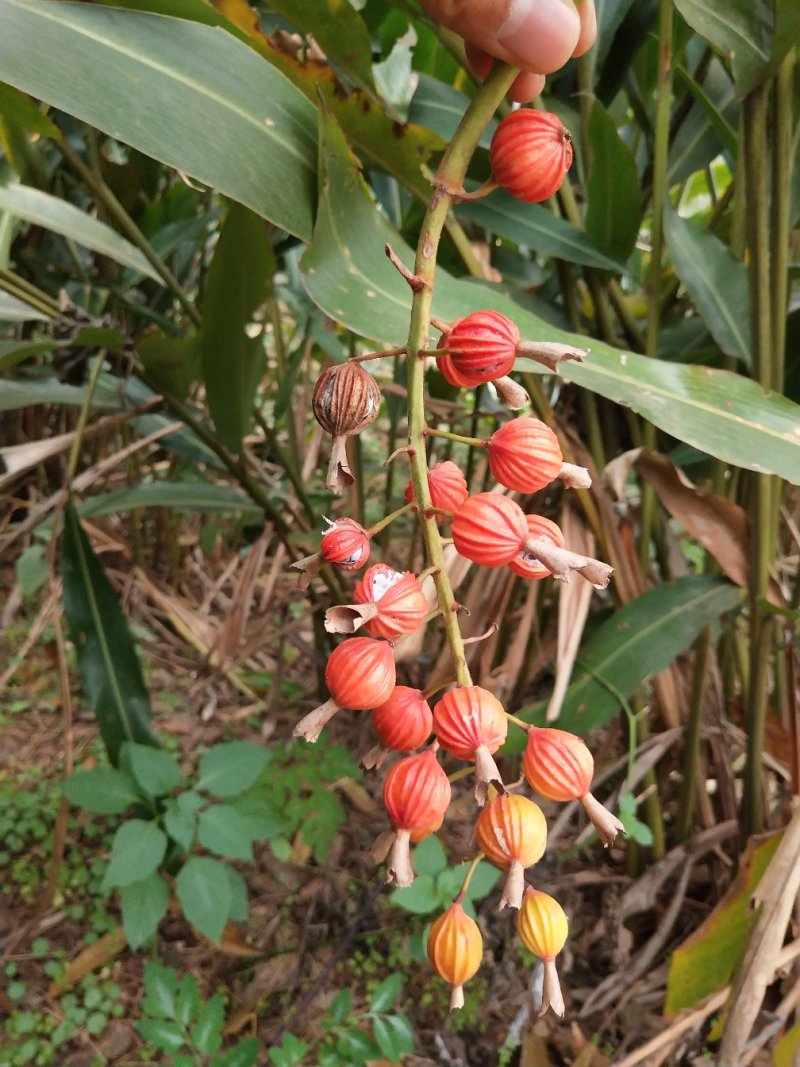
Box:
[292, 107, 622, 1018]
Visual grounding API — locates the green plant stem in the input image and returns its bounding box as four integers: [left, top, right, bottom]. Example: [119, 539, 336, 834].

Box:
[0, 266, 60, 317]
[425, 426, 484, 448]
[640, 0, 674, 578]
[57, 138, 201, 327]
[456, 852, 484, 901]
[742, 80, 776, 835]
[403, 62, 518, 689]
[367, 501, 414, 537]
[676, 625, 711, 840]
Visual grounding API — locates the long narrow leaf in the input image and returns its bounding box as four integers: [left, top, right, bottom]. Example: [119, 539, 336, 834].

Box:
[61, 501, 157, 763]
[0, 184, 160, 279]
[300, 109, 800, 484]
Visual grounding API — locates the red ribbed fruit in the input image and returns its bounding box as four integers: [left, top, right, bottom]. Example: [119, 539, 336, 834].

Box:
[371, 685, 433, 753]
[433, 685, 508, 804]
[404, 461, 469, 513]
[523, 727, 593, 802]
[320, 517, 370, 571]
[437, 310, 519, 387]
[384, 748, 451, 833]
[353, 564, 428, 639]
[325, 637, 395, 710]
[488, 417, 562, 493]
[490, 110, 573, 204]
[451, 493, 528, 567]
[509, 516, 565, 580]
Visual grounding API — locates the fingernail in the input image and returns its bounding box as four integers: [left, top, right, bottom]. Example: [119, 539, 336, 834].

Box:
[497, 0, 581, 74]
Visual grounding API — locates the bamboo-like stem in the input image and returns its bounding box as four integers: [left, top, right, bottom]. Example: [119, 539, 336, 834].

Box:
[741, 76, 778, 835]
[639, 0, 674, 577]
[57, 138, 202, 327]
[0, 267, 60, 317]
[676, 625, 711, 840]
[403, 62, 518, 688]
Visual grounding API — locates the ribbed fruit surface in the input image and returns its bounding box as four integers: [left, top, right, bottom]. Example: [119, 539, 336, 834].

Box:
[433, 685, 508, 761]
[353, 564, 428, 639]
[488, 417, 562, 493]
[371, 685, 433, 752]
[325, 637, 395, 710]
[451, 493, 528, 567]
[509, 515, 565, 580]
[517, 888, 568, 960]
[475, 793, 547, 869]
[404, 461, 469, 513]
[320, 517, 370, 570]
[439, 310, 519, 387]
[524, 727, 594, 801]
[312, 362, 381, 435]
[427, 901, 483, 986]
[436, 350, 474, 388]
[383, 748, 451, 832]
[490, 110, 573, 203]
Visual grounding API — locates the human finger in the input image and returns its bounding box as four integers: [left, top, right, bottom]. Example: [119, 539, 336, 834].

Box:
[572, 0, 597, 57]
[423, 0, 581, 76]
[465, 44, 545, 101]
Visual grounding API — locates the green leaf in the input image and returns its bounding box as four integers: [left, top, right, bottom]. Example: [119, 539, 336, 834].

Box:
[300, 112, 800, 483]
[15, 543, 48, 600]
[225, 866, 250, 923]
[409, 74, 496, 149]
[673, 0, 772, 96]
[135, 1018, 186, 1053]
[190, 994, 224, 1054]
[101, 820, 167, 890]
[213, 1037, 260, 1067]
[0, 290, 51, 322]
[410, 834, 447, 878]
[61, 502, 157, 764]
[674, 63, 738, 158]
[585, 98, 640, 262]
[0, 83, 60, 137]
[0, 0, 317, 238]
[163, 799, 197, 852]
[61, 767, 141, 815]
[509, 576, 743, 746]
[372, 1014, 414, 1062]
[664, 203, 751, 365]
[457, 191, 627, 273]
[266, 0, 376, 97]
[197, 805, 255, 861]
[123, 742, 181, 797]
[0, 183, 160, 279]
[268, 1033, 308, 1067]
[138, 331, 201, 399]
[665, 833, 780, 1013]
[120, 872, 170, 949]
[175, 857, 233, 944]
[329, 988, 352, 1025]
[78, 482, 264, 521]
[390, 874, 440, 916]
[369, 973, 403, 1014]
[196, 742, 271, 797]
[200, 202, 273, 452]
[175, 973, 201, 1027]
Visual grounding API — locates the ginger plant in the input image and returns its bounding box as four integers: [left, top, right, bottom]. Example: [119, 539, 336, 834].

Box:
[293, 63, 623, 1016]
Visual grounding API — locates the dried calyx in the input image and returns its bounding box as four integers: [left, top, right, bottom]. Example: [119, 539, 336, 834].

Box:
[312, 362, 381, 493]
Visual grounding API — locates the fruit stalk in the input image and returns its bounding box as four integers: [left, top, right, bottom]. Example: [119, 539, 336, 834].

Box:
[403, 62, 518, 687]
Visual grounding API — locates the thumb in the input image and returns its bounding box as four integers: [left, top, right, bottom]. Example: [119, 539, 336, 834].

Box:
[422, 0, 582, 75]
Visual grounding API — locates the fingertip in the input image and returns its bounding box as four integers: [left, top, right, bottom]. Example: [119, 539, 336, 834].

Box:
[497, 0, 581, 74]
[464, 42, 493, 79]
[508, 71, 546, 103]
[572, 0, 598, 57]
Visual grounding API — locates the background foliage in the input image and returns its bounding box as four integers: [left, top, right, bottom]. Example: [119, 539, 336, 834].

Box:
[1, 0, 799, 1064]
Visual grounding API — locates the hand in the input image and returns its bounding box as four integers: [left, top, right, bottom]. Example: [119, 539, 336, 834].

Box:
[419, 0, 597, 102]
